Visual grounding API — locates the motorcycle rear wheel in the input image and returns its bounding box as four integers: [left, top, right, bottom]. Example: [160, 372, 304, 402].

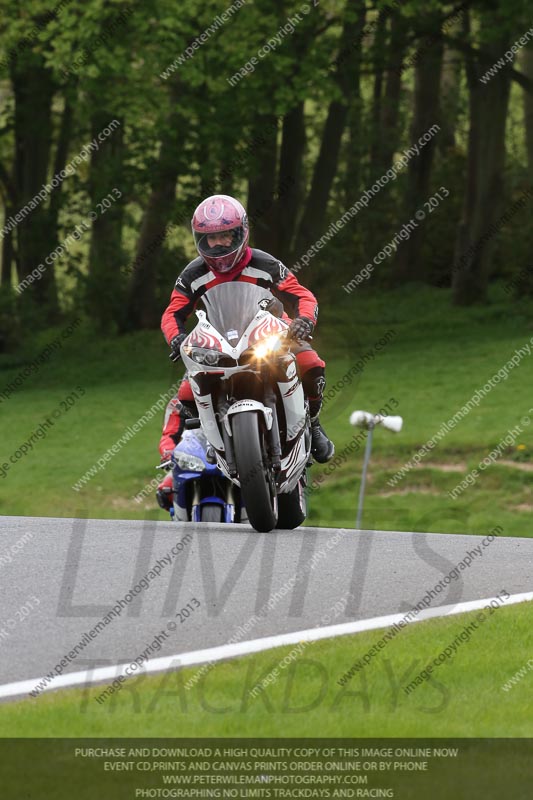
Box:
[276, 477, 307, 529]
[232, 411, 278, 532]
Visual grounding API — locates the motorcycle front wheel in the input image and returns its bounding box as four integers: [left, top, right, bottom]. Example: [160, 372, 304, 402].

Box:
[200, 503, 224, 522]
[232, 411, 278, 532]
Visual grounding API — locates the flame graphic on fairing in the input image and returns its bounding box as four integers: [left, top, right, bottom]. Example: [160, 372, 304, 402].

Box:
[187, 329, 222, 350]
[249, 316, 285, 344]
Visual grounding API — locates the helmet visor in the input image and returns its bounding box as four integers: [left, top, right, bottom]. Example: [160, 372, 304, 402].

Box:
[194, 225, 246, 261]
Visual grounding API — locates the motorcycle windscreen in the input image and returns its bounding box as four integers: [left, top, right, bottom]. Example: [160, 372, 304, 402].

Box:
[177, 428, 209, 457]
[201, 282, 273, 343]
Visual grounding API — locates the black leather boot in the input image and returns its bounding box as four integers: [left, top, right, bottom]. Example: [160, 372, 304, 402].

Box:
[304, 367, 334, 463]
[310, 415, 335, 463]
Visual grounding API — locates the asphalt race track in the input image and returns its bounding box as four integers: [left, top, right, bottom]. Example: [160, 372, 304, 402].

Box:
[1, 515, 532, 695]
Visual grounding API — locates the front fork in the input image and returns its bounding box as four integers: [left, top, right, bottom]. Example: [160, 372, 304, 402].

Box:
[217, 392, 237, 477]
[219, 373, 282, 478]
[262, 368, 282, 473]
[190, 479, 237, 522]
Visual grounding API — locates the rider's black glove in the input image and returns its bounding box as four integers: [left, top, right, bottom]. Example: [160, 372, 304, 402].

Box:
[288, 316, 314, 341]
[169, 333, 187, 362]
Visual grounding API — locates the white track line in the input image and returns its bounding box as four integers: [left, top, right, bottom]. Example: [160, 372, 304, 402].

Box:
[1, 591, 532, 701]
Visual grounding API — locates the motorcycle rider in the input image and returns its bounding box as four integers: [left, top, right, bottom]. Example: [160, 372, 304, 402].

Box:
[156, 194, 334, 509]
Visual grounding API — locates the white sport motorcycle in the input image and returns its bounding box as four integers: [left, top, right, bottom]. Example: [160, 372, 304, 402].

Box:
[180, 282, 310, 532]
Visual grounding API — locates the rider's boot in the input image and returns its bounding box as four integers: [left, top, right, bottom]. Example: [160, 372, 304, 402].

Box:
[310, 415, 335, 463]
[305, 368, 335, 463]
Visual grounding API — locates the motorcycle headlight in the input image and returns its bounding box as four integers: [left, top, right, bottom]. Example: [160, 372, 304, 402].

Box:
[186, 347, 222, 366]
[253, 334, 283, 360]
[173, 452, 205, 471]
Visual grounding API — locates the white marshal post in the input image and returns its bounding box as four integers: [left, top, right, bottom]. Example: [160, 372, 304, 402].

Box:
[350, 410, 403, 530]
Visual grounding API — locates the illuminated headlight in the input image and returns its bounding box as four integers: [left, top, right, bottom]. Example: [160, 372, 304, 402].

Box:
[174, 452, 205, 472]
[254, 335, 283, 360]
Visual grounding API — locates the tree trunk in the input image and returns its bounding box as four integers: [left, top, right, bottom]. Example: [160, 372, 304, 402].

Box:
[294, 100, 347, 255]
[393, 14, 443, 283]
[276, 103, 306, 264]
[439, 45, 462, 152]
[452, 14, 512, 305]
[521, 44, 533, 182]
[49, 96, 74, 232]
[343, 74, 364, 207]
[368, 10, 389, 180]
[294, 2, 367, 257]
[86, 110, 125, 329]
[197, 87, 219, 200]
[375, 10, 409, 174]
[1, 204, 16, 287]
[364, 8, 407, 256]
[218, 113, 242, 197]
[247, 114, 278, 252]
[11, 52, 58, 319]
[124, 87, 186, 330]
[125, 152, 177, 329]
[342, 4, 367, 205]
[0, 167, 18, 287]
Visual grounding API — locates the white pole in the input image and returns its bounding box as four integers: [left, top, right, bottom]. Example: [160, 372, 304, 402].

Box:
[350, 410, 403, 531]
[356, 421, 374, 530]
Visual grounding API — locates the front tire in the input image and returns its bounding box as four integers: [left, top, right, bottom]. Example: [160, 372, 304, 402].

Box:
[232, 411, 277, 532]
[200, 503, 224, 522]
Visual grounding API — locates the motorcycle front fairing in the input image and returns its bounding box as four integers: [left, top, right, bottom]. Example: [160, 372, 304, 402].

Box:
[180, 283, 289, 380]
[171, 429, 239, 523]
[180, 283, 309, 494]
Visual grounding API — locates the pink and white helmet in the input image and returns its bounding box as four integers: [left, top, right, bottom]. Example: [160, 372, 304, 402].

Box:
[191, 194, 249, 273]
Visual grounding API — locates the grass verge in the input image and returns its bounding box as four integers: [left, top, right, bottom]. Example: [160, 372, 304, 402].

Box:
[3, 600, 532, 738]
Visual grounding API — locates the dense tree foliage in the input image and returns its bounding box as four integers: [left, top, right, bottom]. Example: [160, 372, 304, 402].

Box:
[0, 0, 532, 340]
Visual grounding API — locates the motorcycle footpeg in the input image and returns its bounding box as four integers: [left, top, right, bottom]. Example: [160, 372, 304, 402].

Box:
[184, 418, 201, 429]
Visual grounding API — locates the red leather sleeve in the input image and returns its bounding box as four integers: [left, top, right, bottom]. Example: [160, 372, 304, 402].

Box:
[276, 271, 318, 322]
[161, 289, 194, 343]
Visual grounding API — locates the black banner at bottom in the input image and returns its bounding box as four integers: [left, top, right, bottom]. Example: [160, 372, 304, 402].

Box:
[0, 739, 531, 799]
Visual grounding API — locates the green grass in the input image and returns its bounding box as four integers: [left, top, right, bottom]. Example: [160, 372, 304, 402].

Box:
[3, 600, 532, 738]
[0, 319, 175, 521]
[0, 284, 532, 535]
